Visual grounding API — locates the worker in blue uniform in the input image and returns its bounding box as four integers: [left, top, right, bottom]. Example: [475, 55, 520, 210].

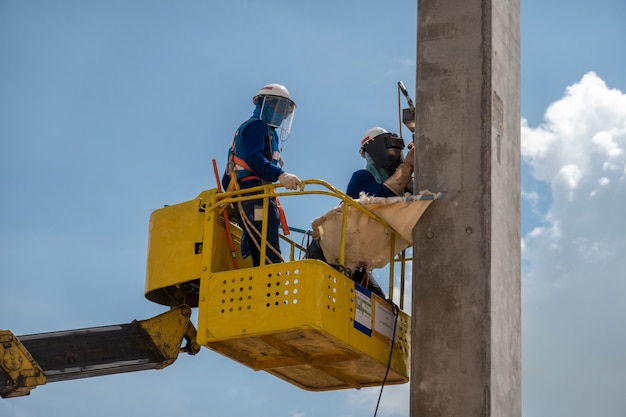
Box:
[345, 127, 415, 297]
[346, 126, 415, 199]
[307, 127, 415, 298]
[222, 83, 300, 266]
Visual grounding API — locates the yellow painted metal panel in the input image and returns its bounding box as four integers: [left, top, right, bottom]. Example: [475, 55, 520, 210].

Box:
[145, 193, 206, 304]
[197, 259, 410, 391]
[145, 189, 252, 305]
[0, 330, 47, 398]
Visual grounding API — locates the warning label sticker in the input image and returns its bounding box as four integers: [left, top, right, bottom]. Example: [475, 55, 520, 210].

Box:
[373, 299, 395, 342]
[354, 285, 372, 336]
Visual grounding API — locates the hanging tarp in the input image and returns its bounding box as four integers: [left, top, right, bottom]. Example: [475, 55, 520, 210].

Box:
[310, 191, 440, 270]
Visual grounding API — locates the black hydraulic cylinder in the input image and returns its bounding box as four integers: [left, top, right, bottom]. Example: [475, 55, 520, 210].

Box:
[18, 322, 167, 383]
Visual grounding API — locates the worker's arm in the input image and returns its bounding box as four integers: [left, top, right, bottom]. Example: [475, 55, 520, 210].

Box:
[383, 147, 415, 195]
[241, 120, 284, 182]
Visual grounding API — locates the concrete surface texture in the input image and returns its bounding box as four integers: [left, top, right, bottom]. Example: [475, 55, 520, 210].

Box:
[411, 0, 521, 415]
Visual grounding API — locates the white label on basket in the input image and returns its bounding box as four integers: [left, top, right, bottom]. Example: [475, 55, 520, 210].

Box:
[354, 286, 372, 336]
[373, 300, 394, 342]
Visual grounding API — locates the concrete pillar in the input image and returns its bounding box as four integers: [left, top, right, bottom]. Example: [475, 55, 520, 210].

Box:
[411, 0, 521, 415]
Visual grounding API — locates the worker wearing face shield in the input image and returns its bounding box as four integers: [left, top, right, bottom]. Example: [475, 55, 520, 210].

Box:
[346, 127, 415, 199]
[342, 127, 415, 297]
[222, 83, 301, 266]
[306, 127, 414, 299]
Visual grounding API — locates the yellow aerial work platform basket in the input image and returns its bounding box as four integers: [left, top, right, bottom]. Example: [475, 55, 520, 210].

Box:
[145, 180, 437, 391]
[197, 259, 410, 390]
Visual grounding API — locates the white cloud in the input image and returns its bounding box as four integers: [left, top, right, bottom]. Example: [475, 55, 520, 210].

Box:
[521, 72, 626, 417]
[522, 72, 626, 186]
[521, 189, 539, 205]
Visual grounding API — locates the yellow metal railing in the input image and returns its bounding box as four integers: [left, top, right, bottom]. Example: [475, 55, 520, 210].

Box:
[204, 179, 414, 307]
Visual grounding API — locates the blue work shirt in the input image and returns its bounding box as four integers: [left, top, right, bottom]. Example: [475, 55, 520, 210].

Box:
[222, 118, 284, 190]
[346, 169, 396, 199]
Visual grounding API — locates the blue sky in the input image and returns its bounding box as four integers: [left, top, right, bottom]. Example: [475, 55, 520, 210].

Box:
[1, 1, 626, 416]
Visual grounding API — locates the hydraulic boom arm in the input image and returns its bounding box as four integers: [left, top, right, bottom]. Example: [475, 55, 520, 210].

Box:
[0, 305, 199, 398]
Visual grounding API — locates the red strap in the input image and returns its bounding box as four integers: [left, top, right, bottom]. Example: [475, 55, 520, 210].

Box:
[232, 155, 253, 172]
[275, 197, 290, 236]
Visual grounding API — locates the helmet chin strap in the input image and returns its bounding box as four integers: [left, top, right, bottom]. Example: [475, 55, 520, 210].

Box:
[364, 153, 394, 184]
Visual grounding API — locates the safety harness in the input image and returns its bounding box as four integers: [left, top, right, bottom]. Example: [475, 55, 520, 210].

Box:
[224, 120, 290, 264]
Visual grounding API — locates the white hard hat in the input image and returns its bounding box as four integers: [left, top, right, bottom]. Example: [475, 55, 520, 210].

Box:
[360, 127, 388, 155]
[360, 126, 405, 171]
[253, 83, 296, 141]
[253, 83, 295, 107]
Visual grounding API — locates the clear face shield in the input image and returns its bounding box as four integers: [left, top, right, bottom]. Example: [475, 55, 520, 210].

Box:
[259, 96, 296, 141]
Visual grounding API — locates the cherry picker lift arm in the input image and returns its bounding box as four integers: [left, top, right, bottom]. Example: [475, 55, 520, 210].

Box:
[0, 305, 199, 398]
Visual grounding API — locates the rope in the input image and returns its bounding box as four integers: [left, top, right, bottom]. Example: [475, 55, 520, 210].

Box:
[235, 199, 284, 265]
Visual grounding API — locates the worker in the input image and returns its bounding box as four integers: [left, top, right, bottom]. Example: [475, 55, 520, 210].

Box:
[346, 126, 414, 199]
[345, 127, 415, 297]
[307, 127, 415, 299]
[222, 83, 301, 266]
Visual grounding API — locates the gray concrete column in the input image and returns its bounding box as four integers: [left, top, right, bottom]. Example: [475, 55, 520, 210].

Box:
[411, 0, 521, 415]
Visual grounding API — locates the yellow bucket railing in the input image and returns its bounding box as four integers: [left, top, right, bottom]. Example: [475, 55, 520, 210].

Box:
[205, 179, 416, 307]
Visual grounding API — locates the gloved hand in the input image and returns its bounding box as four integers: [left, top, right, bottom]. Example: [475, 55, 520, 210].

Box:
[278, 172, 302, 190]
[404, 146, 415, 167]
[383, 147, 415, 195]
